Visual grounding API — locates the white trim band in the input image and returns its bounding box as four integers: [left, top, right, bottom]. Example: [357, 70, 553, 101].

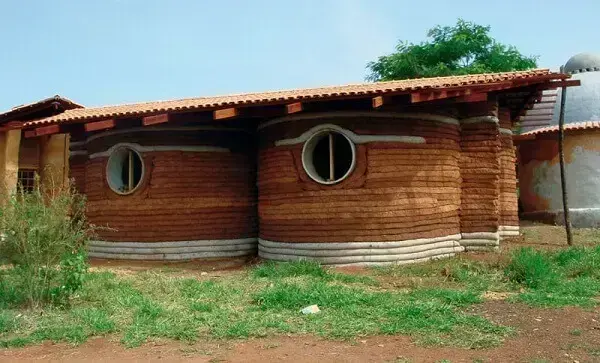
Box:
[460, 231, 500, 251]
[88, 142, 229, 159]
[84, 126, 250, 144]
[275, 123, 425, 146]
[499, 225, 520, 238]
[460, 116, 500, 124]
[461, 232, 499, 239]
[258, 234, 464, 265]
[88, 238, 257, 260]
[500, 128, 513, 135]
[258, 111, 460, 130]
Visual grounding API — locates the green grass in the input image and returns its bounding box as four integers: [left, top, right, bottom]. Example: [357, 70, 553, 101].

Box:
[505, 246, 600, 307]
[2, 241, 600, 349]
[0, 261, 510, 349]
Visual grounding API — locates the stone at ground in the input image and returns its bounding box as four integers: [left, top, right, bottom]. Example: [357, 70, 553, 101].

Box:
[301, 305, 320, 314]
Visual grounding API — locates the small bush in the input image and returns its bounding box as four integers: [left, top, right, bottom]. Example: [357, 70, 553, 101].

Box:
[0, 179, 92, 307]
[505, 248, 556, 289]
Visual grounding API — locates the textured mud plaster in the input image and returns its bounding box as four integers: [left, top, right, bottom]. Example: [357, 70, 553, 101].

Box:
[39, 134, 70, 192]
[0, 129, 21, 197]
[520, 131, 600, 227]
[258, 111, 473, 264]
[70, 126, 258, 260]
[458, 103, 504, 251]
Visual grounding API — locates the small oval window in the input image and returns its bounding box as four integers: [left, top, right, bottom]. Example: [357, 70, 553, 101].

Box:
[106, 146, 144, 195]
[302, 130, 356, 185]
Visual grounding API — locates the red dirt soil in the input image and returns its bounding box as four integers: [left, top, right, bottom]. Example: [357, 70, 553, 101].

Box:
[1, 301, 599, 363]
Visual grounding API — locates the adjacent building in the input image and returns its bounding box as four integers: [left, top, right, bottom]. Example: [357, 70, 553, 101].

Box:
[518, 53, 600, 227]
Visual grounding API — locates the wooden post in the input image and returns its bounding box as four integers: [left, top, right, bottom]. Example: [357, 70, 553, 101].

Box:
[557, 85, 573, 246]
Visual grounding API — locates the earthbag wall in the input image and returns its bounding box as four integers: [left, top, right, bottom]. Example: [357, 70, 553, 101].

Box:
[70, 126, 257, 260]
[498, 109, 519, 237]
[257, 112, 465, 265]
[459, 102, 502, 250]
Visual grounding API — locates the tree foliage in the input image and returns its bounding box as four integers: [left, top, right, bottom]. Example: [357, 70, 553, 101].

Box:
[367, 19, 538, 81]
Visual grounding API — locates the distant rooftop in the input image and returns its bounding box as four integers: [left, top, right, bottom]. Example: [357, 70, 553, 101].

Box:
[0, 95, 83, 124]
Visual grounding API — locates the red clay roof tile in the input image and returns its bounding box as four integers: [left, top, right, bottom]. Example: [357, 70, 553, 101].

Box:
[521, 121, 600, 136]
[24, 69, 563, 127]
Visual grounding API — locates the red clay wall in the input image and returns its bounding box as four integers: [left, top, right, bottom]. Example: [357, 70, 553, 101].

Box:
[498, 109, 519, 228]
[258, 113, 462, 244]
[458, 102, 501, 240]
[70, 128, 256, 243]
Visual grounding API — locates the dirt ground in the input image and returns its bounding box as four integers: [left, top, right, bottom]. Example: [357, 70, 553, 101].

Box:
[1, 300, 598, 362]
[2, 223, 600, 362]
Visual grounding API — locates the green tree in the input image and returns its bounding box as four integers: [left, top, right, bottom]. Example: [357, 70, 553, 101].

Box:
[367, 19, 538, 81]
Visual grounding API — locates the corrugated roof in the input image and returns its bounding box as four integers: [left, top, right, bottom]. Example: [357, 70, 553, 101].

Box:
[521, 121, 600, 136]
[23, 69, 562, 127]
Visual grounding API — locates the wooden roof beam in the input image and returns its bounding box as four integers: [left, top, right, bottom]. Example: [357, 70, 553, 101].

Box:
[25, 124, 61, 138]
[455, 92, 488, 103]
[23, 130, 36, 138]
[409, 81, 517, 104]
[143, 113, 170, 126]
[0, 121, 23, 132]
[213, 107, 238, 120]
[286, 102, 303, 114]
[84, 119, 115, 132]
[372, 96, 385, 108]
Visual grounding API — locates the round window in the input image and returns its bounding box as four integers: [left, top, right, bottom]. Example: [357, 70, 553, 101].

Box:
[302, 129, 356, 185]
[106, 146, 144, 195]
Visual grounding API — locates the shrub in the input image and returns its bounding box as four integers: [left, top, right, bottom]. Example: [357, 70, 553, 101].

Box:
[0, 179, 92, 307]
[504, 248, 556, 289]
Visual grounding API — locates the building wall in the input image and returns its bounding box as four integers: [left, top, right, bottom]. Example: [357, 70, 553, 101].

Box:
[62, 105, 519, 263]
[0, 129, 21, 197]
[258, 111, 469, 265]
[70, 126, 258, 260]
[498, 110, 519, 232]
[458, 103, 502, 250]
[518, 129, 600, 227]
[1, 131, 69, 196]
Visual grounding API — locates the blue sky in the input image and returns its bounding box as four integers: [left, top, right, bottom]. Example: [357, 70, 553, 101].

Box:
[0, 0, 596, 111]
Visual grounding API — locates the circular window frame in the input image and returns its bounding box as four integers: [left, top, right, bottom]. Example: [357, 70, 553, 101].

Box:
[301, 128, 356, 185]
[105, 145, 146, 196]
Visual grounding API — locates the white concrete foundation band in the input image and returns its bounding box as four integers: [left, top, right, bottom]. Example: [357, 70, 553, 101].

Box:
[499, 225, 520, 238]
[258, 234, 465, 265]
[460, 232, 500, 251]
[88, 238, 258, 260]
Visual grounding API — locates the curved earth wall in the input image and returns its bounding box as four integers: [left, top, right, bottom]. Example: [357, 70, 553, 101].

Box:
[69, 126, 257, 260]
[257, 112, 466, 265]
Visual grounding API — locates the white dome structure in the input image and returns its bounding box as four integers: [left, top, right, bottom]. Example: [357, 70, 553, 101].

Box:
[563, 53, 600, 74]
[552, 53, 600, 124]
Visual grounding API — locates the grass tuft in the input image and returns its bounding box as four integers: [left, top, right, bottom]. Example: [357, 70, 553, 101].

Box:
[505, 248, 556, 289]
